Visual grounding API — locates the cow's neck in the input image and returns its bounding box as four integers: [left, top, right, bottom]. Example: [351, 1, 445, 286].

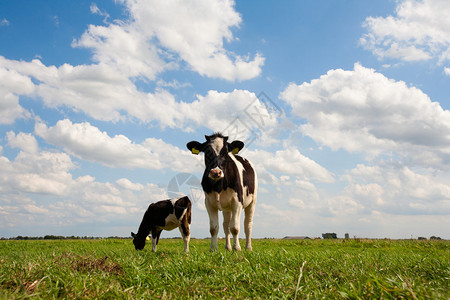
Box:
[136, 211, 152, 238]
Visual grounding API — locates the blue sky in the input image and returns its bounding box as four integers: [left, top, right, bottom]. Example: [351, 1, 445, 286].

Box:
[1, 0, 449, 239]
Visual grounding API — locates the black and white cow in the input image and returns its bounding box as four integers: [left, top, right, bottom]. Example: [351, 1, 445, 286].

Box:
[187, 133, 257, 251]
[131, 196, 191, 252]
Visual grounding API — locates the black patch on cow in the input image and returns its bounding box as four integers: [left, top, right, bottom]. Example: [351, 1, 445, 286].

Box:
[174, 196, 190, 220]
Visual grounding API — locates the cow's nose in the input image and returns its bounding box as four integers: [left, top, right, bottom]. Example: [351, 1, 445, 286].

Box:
[209, 168, 223, 179]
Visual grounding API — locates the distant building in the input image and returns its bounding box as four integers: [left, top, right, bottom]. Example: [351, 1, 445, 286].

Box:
[345, 233, 350, 239]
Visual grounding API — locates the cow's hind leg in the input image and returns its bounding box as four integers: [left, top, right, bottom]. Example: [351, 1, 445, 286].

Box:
[206, 201, 219, 251]
[179, 216, 191, 253]
[244, 200, 256, 251]
[222, 210, 232, 251]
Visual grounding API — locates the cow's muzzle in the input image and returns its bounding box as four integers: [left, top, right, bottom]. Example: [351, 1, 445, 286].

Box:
[209, 167, 224, 180]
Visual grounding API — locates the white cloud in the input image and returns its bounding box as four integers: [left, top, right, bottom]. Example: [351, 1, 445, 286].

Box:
[0, 18, 9, 26]
[280, 63, 450, 169]
[0, 0, 265, 125]
[0, 64, 33, 124]
[0, 56, 271, 131]
[90, 3, 110, 23]
[125, 0, 264, 81]
[73, 23, 167, 80]
[0, 135, 172, 235]
[0, 56, 186, 125]
[445, 67, 450, 75]
[342, 163, 450, 215]
[181, 89, 278, 134]
[361, 0, 450, 65]
[35, 119, 199, 172]
[74, 0, 264, 81]
[116, 178, 144, 191]
[7, 131, 39, 154]
[247, 148, 334, 183]
[0, 143, 75, 196]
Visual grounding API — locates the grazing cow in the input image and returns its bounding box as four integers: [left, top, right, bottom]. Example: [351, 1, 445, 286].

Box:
[187, 133, 257, 251]
[131, 196, 191, 252]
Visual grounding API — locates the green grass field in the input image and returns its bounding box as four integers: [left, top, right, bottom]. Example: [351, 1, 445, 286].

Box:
[0, 238, 448, 299]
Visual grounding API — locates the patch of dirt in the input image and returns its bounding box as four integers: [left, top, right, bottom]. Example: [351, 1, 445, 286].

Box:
[55, 252, 123, 275]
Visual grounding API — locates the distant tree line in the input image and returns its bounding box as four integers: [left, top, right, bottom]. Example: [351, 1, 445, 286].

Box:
[322, 233, 337, 239]
[320, 233, 443, 240]
[0, 235, 131, 240]
[0, 235, 444, 240]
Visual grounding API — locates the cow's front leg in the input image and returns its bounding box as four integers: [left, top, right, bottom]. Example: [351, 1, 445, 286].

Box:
[151, 229, 162, 252]
[206, 199, 219, 251]
[230, 203, 242, 251]
[222, 210, 232, 251]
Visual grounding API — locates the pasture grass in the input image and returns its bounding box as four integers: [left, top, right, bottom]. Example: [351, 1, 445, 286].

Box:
[0, 238, 448, 299]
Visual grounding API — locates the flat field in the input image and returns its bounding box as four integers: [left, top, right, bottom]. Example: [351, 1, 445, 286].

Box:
[0, 238, 448, 299]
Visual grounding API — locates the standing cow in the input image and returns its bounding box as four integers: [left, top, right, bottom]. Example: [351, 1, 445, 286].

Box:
[187, 133, 257, 251]
[131, 196, 191, 252]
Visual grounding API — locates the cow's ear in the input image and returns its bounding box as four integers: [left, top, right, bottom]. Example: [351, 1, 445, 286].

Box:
[186, 141, 204, 155]
[229, 140, 244, 154]
[131, 232, 136, 238]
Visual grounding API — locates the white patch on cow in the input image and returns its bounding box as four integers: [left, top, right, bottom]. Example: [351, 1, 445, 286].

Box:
[210, 137, 224, 155]
[205, 188, 238, 211]
[157, 198, 187, 231]
[160, 213, 181, 231]
[228, 152, 245, 192]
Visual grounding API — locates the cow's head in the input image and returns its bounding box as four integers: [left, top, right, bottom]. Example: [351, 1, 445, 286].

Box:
[131, 232, 145, 250]
[186, 133, 244, 181]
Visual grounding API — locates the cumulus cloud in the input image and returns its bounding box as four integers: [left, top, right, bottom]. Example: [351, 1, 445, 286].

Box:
[342, 163, 450, 215]
[361, 0, 450, 66]
[0, 0, 265, 125]
[181, 89, 279, 134]
[247, 148, 334, 184]
[7, 131, 39, 154]
[0, 134, 173, 236]
[0, 57, 179, 124]
[0, 56, 272, 132]
[0, 143, 74, 196]
[280, 63, 450, 169]
[445, 67, 450, 76]
[0, 64, 33, 124]
[35, 119, 199, 172]
[73, 24, 167, 80]
[74, 0, 264, 81]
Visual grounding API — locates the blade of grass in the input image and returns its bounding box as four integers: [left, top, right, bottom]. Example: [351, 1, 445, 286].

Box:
[294, 261, 307, 300]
